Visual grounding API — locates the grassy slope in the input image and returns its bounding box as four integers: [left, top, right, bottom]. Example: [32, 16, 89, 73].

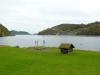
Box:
[0, 47, 100, 75]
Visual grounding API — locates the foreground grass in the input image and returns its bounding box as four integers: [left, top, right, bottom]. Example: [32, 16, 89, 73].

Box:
[0, 47, 100, 75]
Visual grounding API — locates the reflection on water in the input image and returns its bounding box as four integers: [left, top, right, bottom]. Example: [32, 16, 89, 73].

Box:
[0, 35, 100, 51]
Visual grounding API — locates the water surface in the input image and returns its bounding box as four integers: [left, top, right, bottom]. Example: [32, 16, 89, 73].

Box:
[0, 35, 100, 51]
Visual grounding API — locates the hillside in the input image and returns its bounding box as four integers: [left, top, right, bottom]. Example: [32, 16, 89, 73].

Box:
[77, 22, 100, 35]
[0, 24, 11, 37]
[10, 30, 30, 35]
[38, 22, 100, 35]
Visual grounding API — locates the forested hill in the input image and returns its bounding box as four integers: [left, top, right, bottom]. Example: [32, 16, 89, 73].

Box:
[10, 30, 30, 35]
[0, 24, 11, 37]
[38, 22, 100, 35]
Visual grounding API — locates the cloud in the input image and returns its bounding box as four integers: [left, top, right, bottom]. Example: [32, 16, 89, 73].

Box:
[80, 0, 100, 13]
[0, 0, 100, 33]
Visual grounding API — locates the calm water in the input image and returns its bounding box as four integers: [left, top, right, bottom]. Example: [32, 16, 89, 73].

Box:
[0, 35, 100, 51]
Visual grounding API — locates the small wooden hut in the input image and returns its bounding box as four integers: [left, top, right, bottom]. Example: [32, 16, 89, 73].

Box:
[59, 43, 75, 54]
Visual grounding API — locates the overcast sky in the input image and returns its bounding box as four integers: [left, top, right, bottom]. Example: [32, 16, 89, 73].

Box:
[0, 0, 100, 33]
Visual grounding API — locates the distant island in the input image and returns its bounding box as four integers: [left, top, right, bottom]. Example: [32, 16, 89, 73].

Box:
[10, 30, 30, 35]
[38, 21, 100, 35]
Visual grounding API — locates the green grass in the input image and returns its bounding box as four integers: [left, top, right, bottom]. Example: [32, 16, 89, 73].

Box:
[0, 47, 100, 75]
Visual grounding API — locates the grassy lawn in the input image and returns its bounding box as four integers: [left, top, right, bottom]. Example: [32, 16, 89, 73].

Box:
[0, 47, 100, 75]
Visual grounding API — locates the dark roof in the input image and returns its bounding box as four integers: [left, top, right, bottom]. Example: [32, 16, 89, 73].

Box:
[59, 43, 74, 49]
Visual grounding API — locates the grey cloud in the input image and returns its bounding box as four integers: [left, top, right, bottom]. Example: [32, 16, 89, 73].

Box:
[0, 0, 100, 33]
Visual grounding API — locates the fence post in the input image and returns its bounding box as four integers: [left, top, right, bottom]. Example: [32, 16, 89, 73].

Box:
[43, 40, 45, 46]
